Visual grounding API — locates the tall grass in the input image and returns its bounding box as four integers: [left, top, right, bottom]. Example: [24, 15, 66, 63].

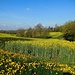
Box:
[5, 39, 75, 64]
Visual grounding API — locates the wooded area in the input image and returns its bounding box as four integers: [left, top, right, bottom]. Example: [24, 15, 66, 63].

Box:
[0, 21, 75, 41]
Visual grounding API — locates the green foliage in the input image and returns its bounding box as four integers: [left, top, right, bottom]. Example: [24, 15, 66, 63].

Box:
[0, 35, 33, 49]
[0, 30, 16, 34]
[16, 29, 25, 37]
[25, 28, 33, 37]
[15, 23, 50, 38]
[0, 49, 74, 75]
[4, 39, 75, 64]
[63, 21, 75, 41]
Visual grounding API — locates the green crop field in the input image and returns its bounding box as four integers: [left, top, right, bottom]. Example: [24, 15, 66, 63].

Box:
[0, 32, 75, 75]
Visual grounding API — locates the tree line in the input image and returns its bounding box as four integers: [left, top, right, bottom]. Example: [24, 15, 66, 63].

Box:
[0, 21, 75, 41]
[15, 23, 63, 38]
[16, 23, 51, 38]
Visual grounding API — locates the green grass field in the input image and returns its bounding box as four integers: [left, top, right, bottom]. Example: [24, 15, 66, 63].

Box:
[0, 33, 33, 41]
[50, 32, 63, 39]
[0, 33, 17, 37]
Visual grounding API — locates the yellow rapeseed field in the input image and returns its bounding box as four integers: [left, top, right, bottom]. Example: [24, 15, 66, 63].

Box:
[5, 39, 75, 63]
[0, 49, 75, 75]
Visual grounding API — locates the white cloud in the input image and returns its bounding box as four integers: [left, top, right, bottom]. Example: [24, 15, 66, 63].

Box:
[26, 8, 32, 11]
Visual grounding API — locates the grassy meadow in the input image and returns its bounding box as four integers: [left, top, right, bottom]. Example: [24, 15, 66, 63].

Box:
[0, 32, 75, 75]
[0, 33, 17, 38]
[49, 32, 63, 39]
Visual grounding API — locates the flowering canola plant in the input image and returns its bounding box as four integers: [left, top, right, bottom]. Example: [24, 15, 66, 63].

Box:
[5, 39, 75, 63]
[0, 49, 75, 75]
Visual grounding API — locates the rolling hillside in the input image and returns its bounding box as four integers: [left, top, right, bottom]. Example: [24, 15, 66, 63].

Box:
[50, 32, 63, 39]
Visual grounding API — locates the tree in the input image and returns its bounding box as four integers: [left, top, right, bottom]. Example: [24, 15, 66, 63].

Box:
[16, 29, 25, 37]
[34, 23, 44, 37]
[54, 24, 60, 32]
[33, 23, 50, 38]
[15, 23, 50, 38]
[42, 27, 50, 38]
[25, 28, 33, 37]
[63, 21, 75, 41]
[58, 25, 63, 32]
[47, 26, 51, 32]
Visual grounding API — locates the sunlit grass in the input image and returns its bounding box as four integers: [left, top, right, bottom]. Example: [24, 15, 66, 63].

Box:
[0, 33, 17, 37]
[50, 32, 63, 39]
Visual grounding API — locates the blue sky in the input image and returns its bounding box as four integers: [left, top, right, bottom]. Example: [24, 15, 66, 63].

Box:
[0, 0, 75, 30]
